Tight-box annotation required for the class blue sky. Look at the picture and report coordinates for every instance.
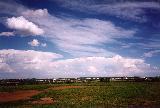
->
[0,0,160,78]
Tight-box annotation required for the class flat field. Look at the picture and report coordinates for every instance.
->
[0,82,160,108]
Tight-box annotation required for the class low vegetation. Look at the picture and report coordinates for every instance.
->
[0,84,52,92]
[0,82,160,108]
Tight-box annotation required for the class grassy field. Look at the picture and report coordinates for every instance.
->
[0,82,160,108]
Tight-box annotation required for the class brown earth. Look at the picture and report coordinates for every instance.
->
[0,90,41,102]
[0,86,83,103]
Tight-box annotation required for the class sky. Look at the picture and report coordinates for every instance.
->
[0,0,160,78]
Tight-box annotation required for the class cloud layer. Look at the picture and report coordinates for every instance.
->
[55,0,160,22]
[0,49,158,78]
[0,49,62,74]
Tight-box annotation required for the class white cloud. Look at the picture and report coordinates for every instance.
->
[6,16,44,35]
[0,2,159,78]
[22,9,48,17]
[2,0,159,23]
[87,66,97,73]
[89,2,160,22]
[41,43,47,47]
[28,39,47,47]
[1,8,136,57]
[0,62,15,73]
[142,41,160,50]
[0,49,159,78]
[35,55,159,77]
[57,55,148,77]
[144,50,160,58]
[28,39,40,47]
[0,49,62,76]
[55,1,160,22]
[23,9,135,57]
[119,38,160,50]
[0,49,62,62]
[0,32,14,36]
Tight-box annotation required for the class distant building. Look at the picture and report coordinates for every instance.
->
[0,76,160,85]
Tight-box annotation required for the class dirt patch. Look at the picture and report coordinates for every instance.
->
[0,86,83,103]
[0,90,41,103]
[48,86,83,90]
[32,97,54,104]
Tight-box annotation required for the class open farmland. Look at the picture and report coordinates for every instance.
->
[0,82,160,108]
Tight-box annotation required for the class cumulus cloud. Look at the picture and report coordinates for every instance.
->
[0,62,15,73]
[6,16,44,35]
[0,49,159,78]
[22,9,135,57]
[28,39,47,47]
[0,49,62,76]
[0,32,14,36]
[52,55,155,77]
[28,39,40,47]
[87,66,98,73]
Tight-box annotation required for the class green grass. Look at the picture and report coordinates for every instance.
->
[31,82,160,107]
[1,82,160,108]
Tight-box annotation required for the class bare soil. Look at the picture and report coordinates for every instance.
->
[0,86,83,103]
[0,90,41,102]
